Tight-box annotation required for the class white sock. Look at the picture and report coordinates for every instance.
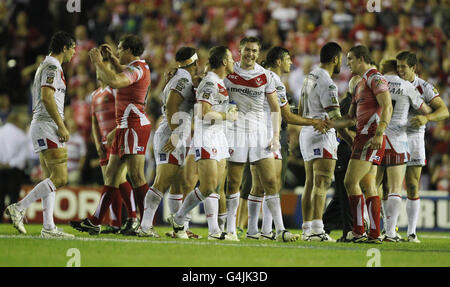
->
[311,219,324,234]
[226,192,240,234]
[406,198,420,235]
[218,212,227,232]
[247,195,263,235]
[261,196,273,235]
[302,221,312,234]
[363,201,370,229]
[204,194,221,235]
[381,199,387,231]
[42,191,56,230]
[386,194,402,237]
[18,178,55,211]
[184,212,191,231]
[109,205,116,221]
[175,187,204,226]
[265,194,285,234]
[167,193,183,214]
[141,187,163,231]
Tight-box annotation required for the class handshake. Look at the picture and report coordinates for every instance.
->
[313,118,333,134]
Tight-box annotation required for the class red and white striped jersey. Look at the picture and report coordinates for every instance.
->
[352,68,389,136]
[91,86,116,143]
[116,59,151,128]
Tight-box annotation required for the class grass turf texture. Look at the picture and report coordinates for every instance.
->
[0,224,449,267]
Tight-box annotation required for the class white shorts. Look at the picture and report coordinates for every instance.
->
[227,129,274,163]
[153,130,187,166]
[273,148,282,160]
[30,120,65,153]
[193,128,229,162]
[299,127,338,162]
[407,132,426,166]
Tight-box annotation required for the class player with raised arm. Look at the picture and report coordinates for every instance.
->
[225,37,297,242]
[168,46,237,240]
[396,51,449,243]
[377,59,432,242]
[70,35,151,234]
[246,46,329,241]
[332,45,393,243]
[6,31,76,238]
[136,47,198,238]
[297,42,343,242]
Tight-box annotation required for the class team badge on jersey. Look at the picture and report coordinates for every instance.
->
[46,77,54,84]
[314,148,321,155]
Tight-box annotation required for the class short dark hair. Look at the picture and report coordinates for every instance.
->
[175,46,197,66]
[208,46,229,69]
[239,36,262,49]
[380,59,397,74]
[349,45,373,64]
[320,42,342,64]
[119,34,144,56]
[396,51,417,67]
[263,46,289,68]
[49,31,75,54]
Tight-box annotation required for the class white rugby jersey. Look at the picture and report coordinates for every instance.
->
[196,71,229,132]
[32,55,66,122]
[158,68,195,135]
[224,62,276,132]
[263,71,289,130]
[299,67,340,119]
[384,74,423,143]
[407,76,440,134]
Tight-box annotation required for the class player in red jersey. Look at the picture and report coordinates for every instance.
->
[71,35,151,234]
[332,45,393,243]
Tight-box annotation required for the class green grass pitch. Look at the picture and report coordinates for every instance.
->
[1,224,449,267]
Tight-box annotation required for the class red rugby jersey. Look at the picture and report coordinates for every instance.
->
[92,86,116,143]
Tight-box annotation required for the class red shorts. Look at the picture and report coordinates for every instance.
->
[350,134,386,165]
[111,125,151,158]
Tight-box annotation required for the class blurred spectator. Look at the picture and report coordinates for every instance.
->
[0,93,11,125]
[288,56,313,105]
[64,107,87,185]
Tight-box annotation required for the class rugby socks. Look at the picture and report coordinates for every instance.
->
[204,194,221,235]
[42,191,56,231]
[175,187,205,226]
[261,196,273,235]
[110,189,122,227]
[247,195,263,235]
[385,193,401,238]
[91,185,117,225]
[167,193,183,214]
[406,197,420,236]
[302,221,312,236]
[17,178,55,211]
[133,183,149,220]
[119,181,136,219]
[265,194,285,235]
[366,196,381,239]
[311,219,325,234]
[226,192,240,234]
[140,187,163,231]
[218,212,227,232]
[184,212,191,231]
[349,194,365,236]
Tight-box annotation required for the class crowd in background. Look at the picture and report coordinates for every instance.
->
[0,0,448,196]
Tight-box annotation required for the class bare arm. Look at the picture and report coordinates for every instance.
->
[41,87,69,142]
[411,97,449,127]
[166,90,185,131]
[370,90,393,150]
[91,115,106,158]
[89,48,131,89]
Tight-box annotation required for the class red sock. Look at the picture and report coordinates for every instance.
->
[366,195,381,239]
[133,183,149,220]
[90,186,117,225]
[348,194,365,236]
[119,181,137,219]
[110,189,122,227]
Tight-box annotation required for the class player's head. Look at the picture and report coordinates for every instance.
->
[379,59,397,75]
[239,36,261,69]
[320,42,342,74]
[49,31,76,63]
[176,46,199,75]
[396,51,417,81]
[209,46,234,74]
[264,47,292,74]
[117,34,144,64]
[347,45,373,75]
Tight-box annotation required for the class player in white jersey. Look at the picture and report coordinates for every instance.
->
[6,31,76,238]
[246,46,329,241]
[298,42,345,242]
[377,59,432,242]
[224,37,297,242]
[137,47,198,237]
[168,46,238,239]
[396,52,449,242]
